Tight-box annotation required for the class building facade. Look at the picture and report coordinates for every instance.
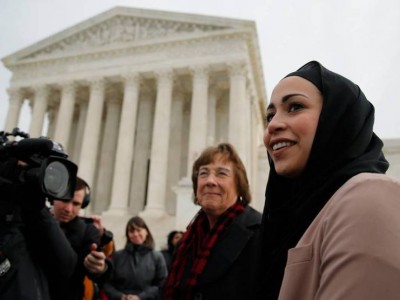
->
[2,7,268,248]
[4,7,399,248]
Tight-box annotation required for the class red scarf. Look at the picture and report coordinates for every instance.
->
[164,201,245,300]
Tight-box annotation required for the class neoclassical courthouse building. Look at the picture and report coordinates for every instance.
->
[2,7,400,248]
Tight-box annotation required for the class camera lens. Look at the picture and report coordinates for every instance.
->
[43,161,69,198]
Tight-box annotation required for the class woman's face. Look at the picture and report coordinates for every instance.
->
[128,224,148,245]
[171,232,183,246]
[196,155,238,217]
[264,76,323,178]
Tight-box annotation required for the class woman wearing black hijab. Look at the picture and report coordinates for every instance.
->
[257,61,400,299]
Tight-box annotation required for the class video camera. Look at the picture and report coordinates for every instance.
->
[82,217,114,251]
[0,128,78,201]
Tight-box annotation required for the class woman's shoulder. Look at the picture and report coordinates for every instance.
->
[334,172,400,200]
[325,172,400,219]
[239,205,262,225]
[345,172,400,186]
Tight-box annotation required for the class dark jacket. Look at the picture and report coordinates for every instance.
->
[187,205,262,300]
[104,243,168,300]
[48,216,112,300]
[0,206,77,300]
[161,249,173,270]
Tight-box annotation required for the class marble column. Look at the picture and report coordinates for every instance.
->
[54,82,76,149]
[109,74,140,212]
[242,86,252,172]
[142,69,174,217]
[175,177,198,230]
[71,100,88,164]
[46,106,57,139]
[78,78,105,186]
[29,85,49,137]
[4,88,23,132]
[166,91,185,214]
[94,91,121,213]
[180,103,190,178]
[130,87,154,214]
[207,88,217,146]
[228,62,247,162]
[187,66,209,176]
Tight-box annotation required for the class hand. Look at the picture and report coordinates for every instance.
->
[127,295,140,300]
[88,215,105,235]
[83,243,106,274]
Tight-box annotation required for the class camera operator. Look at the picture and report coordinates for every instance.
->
[50,177,112,300]
[0,157,78,300]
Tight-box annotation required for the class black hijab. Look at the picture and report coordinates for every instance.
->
[258,61,389,299]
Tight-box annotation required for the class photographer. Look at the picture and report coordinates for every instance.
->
[50,177,113,300]
[0,157,78,300]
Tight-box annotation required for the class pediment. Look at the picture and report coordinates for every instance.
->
[4,7,254,64]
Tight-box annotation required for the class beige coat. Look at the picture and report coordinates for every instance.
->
[278,173,400,300]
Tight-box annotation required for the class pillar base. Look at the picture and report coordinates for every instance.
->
[139,207,167,219]
[102,207,130,217]
[174,176,198,230]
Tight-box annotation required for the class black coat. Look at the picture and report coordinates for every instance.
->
[0,161,77,299]
[48,216,112,300]
[190,206,262,300]
[0,206,77,300]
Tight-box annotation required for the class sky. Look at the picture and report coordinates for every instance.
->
[1,0,400,139]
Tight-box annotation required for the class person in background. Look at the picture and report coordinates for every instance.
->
[103,216,167,300]
[50,177,112,300]
[163,143,262,300]
[161,230,184,270]
[257,61,400,300]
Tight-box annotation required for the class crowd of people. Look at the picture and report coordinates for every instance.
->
[2,61,400,300]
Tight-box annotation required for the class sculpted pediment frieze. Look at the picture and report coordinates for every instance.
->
[22,15,229,60]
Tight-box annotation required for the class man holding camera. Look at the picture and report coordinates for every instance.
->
[0,129,111,299]
[50,176,113,300]
[0,157,78,300]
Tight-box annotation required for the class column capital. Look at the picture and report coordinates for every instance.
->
[122,73,141,86]
[89,77,106,92]
[61,81,77,93]
[190,65,210,79]
[227,61,248,77]
[7,87,23,100]
[32,84,49,98]
[155,68,174,82]
[154,68,175,91]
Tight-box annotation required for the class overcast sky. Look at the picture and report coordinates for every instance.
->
[1,0,400,139]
